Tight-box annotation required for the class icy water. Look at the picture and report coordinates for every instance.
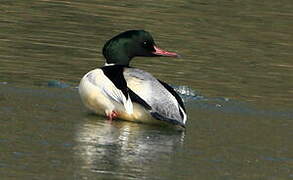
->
[1,0,293,179]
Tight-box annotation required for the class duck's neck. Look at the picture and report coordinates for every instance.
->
[102,38,132,66]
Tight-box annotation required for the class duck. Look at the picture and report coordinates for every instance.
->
[79,30,187,128]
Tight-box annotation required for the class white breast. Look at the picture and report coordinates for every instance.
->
[79,69,118,115]
[78,69,157,123]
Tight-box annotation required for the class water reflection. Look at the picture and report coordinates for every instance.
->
[74,116,185,178]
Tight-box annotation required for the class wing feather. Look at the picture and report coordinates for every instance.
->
[124,68,187,125]
[86,69,133,114]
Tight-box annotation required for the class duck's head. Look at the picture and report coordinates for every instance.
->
[102,30,179,66]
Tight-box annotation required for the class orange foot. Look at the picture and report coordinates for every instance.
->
[106,111,118,121]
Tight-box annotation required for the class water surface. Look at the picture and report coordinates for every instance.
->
[1,0,292,179]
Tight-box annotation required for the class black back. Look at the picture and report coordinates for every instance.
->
[101,65,129,98]
[101,65,152,110]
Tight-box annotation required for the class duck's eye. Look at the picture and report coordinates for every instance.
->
[142,40,153,50]
[142,41,148,46]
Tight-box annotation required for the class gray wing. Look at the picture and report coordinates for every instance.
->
[123,68,187,126]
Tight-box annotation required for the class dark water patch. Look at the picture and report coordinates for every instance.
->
[12,151,31,159]
[0,163,7,168]
[47,80,70,88]
[261,156,293,162]
[43,80,293,119]
[173,85,293,119]
[0,84,78,100]
[188,98,293,119]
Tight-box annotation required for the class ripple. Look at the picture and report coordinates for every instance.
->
[0,82,8,85]
[172,85,293,119]
[171,85,204,102]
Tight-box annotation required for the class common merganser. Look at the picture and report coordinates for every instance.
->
[79,30,187,128]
